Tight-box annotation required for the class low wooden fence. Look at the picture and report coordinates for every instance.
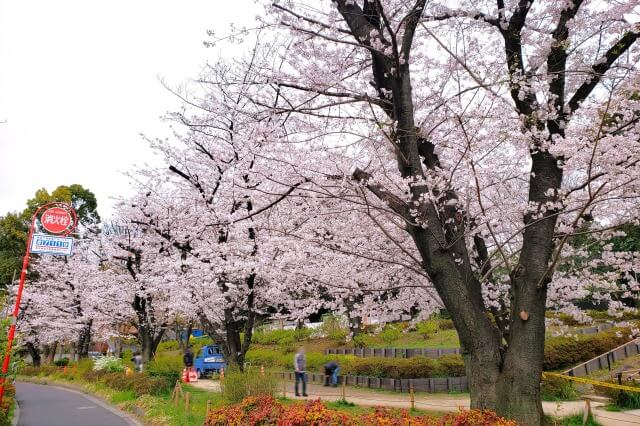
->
[279,371,468,393]
[324,325,612,360]
[324,347,460,359]
[565,338,640,377]
[575,323,613,335]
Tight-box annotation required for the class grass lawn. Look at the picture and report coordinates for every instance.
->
[365,329,459,349]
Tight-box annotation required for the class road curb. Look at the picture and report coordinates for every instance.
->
[16,378,143,426]
[10,400,19,426]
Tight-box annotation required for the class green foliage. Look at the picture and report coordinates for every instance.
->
[102,372,136,391]
[437,319,455,330]
[553,414,602,426]
[320,315,349,343]
[189,335,214,355]
[541,375,579,401]
[246,345,464,379]
[54,357,70,366]
[253,329,295,345]
[98,372,170,396]
[0,213,26,287]
[610,224,640,252]
[544,328,632,370]
[220,369,281,404]
[244,348,284,368]
[132,376,170,396]
[92,356,125,372]
[341,356,464,379]
[146,355,183,387]
[613,391,640,410]
[252,327,313,347]
[352,333,376,348]
[416,321,439,339]
[24,184,100,227]
[379,325,402,345]
[157,340,180,353]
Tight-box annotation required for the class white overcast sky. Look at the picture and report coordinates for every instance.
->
[0,0,258,219]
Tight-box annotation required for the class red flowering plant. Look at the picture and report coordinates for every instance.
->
[204,396,519,426]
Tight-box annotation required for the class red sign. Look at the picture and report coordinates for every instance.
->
[41,207,73,234]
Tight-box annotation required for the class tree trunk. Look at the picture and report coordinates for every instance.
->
[47,342,58,364]
[76,320,92,359]
[26,342,41,367]
[138,324,164,363]
[184,322,193,348]
[347,313,362,341]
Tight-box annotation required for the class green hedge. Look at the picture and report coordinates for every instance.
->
[245,349,465,379]
[544,327,632,370]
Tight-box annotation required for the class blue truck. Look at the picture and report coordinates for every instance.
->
[193,345,226,378]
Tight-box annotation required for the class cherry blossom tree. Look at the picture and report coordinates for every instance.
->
[237,1,640,423]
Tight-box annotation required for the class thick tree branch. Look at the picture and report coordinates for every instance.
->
[567,29,640,114]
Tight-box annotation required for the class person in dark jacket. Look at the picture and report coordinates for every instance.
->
[323,360,340,387]
[183,347,194,368]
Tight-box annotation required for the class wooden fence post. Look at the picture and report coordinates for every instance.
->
[410,382,415,411]
[282,376,287,398]
[582,399,592,425]
[342,376,346,401]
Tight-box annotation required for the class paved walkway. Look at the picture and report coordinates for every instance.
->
[15,382,139,426]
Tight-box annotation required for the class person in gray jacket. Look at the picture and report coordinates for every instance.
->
[294,347,308,397]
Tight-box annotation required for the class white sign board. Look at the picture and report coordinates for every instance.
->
[30,233,74,256]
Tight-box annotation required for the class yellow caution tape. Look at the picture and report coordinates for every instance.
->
[543,372,640,393]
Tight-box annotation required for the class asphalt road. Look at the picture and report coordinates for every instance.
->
[15,382,137,426]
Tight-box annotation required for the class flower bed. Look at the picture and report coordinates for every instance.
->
[204,395,517,426]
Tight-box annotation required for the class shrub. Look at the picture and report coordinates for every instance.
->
[19,366,40,376]
[541,375,579,401]
[434,355,466,377]
[102,372,136,391]
[157,340,180,353]
[379,324,402,345]
[416,321,439,339]
[220,369,281,404]
[146,355,182,387]
[320,315,349,343]
[92,356,125,372]
[82,369,109,382]
[53,357,70,367]
[544,327,632,370]
[132,376,170,396]
[613,390,640,410]
[293,327,312,342]
[245,348,284,368]
[437,319,455,330]
[252,329,296,345]
[340,356,465,379]
[352,333,376,348]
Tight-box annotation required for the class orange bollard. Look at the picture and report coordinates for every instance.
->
[63,366,67,374]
